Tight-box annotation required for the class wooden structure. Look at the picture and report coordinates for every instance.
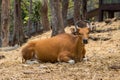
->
[67,0,120,24]
[86,8,99,19]
[99,0,120,21]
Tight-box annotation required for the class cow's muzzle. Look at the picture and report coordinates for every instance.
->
[83,39,88,44]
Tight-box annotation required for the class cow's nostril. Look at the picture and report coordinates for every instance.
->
[83,39,88,44]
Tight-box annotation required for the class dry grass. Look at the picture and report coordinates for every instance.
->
[0,20,120,80]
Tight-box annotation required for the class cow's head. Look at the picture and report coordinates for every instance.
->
[70,20,92,44]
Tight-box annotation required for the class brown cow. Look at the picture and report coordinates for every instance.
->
[21,33,86,64]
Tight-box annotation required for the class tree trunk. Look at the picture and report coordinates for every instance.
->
[82,0,87,20]
[12,0,25,46]
[41,0,50,32]
[0,0,2,47]
[27,0,32,37]
[73,0,81,23]
[50,0,65,36]
[1,0,10,47]
[62,0,69,27]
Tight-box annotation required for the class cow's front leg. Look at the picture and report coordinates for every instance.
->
[58,51,75,64]
[78,47,88,62]
[77,47,86,62]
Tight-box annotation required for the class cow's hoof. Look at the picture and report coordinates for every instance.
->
[83,57,88,61]
[68,60,75,64]
[25,60,39,64]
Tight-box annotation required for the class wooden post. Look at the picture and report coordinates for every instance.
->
[108,11,114,18]
[99,10,104,21]
[99,0,103,21]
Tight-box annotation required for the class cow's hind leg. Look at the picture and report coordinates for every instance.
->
[58,51,75,64]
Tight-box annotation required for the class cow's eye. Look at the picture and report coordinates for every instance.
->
[79,33,82,35]
[88,32,90,34]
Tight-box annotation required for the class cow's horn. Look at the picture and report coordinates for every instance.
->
[87,23,92,31]
[74,20,80,32]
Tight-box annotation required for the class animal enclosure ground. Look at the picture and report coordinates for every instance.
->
[0,20,120,80]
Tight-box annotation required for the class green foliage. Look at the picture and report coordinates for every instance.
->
[9,0,42,32]
[32,0,41,22]
[21,0,41,24]
[21,0,29,24]
[69,0,74,8]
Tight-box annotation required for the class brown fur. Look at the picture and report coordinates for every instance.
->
[21,33,85,63]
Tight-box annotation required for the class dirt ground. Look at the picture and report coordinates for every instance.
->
[0,20,120,80]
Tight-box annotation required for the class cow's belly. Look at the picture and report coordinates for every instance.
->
[35,46,59,62]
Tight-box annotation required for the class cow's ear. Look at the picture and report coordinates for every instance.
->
[70,28,76,34]
[70,28,75,32]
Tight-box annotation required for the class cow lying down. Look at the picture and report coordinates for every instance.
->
[21,33,86,64]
